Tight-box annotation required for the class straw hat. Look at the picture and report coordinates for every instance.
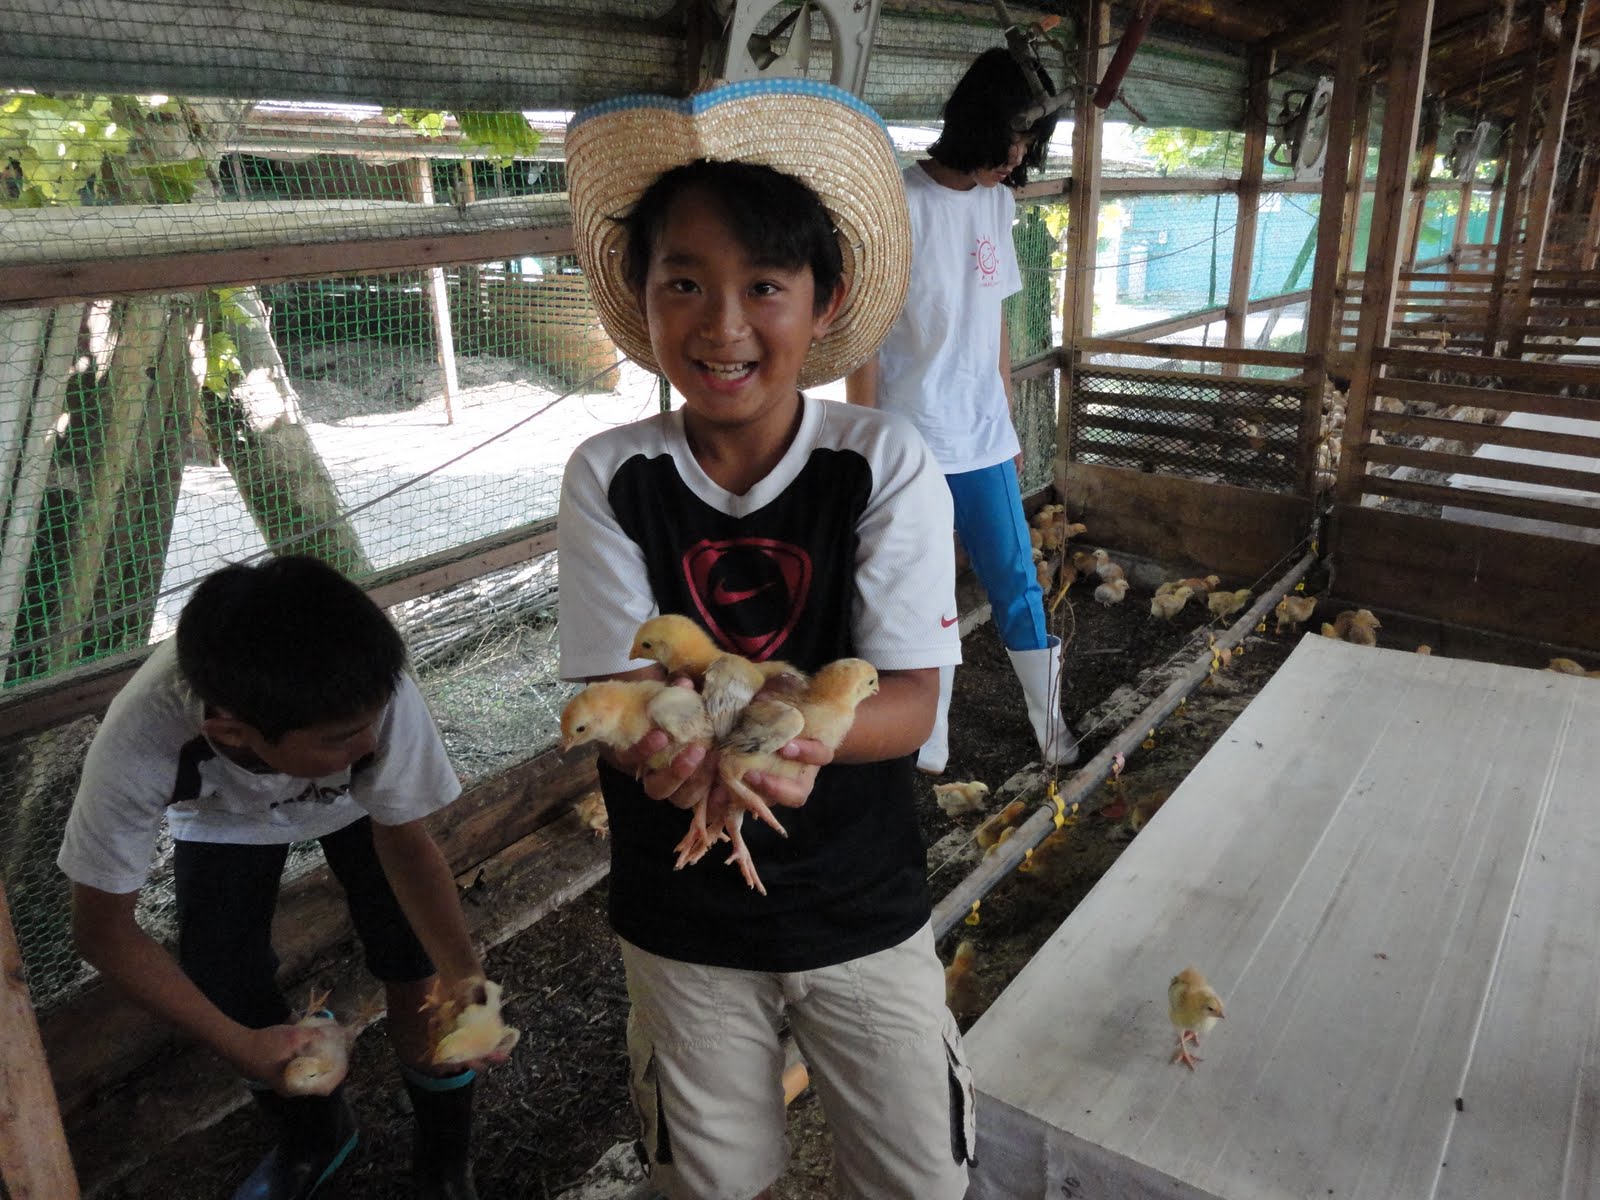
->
[565,79,911,388]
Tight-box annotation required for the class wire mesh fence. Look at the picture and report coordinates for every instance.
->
[1068,366,1305,492]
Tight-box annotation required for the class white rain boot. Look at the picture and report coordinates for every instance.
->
[1008,636,1079,767]
[916,664,955,775]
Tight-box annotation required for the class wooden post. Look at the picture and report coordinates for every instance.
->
[409,157,461,424]
[1449,174,1474,259]
[1585,172,1600,271]
[1506,0,1587,358]
[1338,83,1374,290]
[1303,0,1368,493]
[1484,57,1538,356]
[0,880,80,1199]
[1055,0,1108,500]
[1482,156,1507,260]
[1224,48,1271,374]
[1334,0,1434,504]
[1399,117,1442,268]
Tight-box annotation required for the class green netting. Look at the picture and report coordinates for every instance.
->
[1095,192,1239,335]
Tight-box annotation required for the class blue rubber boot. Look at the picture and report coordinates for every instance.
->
[233,1085,358,1200]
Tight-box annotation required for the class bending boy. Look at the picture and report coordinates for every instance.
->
[558,82,973,1199]
[58,555,497,1200]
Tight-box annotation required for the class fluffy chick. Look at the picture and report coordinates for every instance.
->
[933,779,991,818]
[1168,966,1225,1070]
[1207,588,1252,621]
[559,680,712,771]
[1017,827,1074,882]
[1548,657,1588,675]
[1150,586,1194,620]
[1179,574,1221,596]
[1071,549,1099,575]
[1094,578,1130,607]
[715,658,880,894]
[280,990,365,1097]
[1330,608,1381,646]
[1274,594,1317,633]
[424,977,521,1069]
[1092,549,1125,583]
[945,940,982,1018]
[573,790,609,839]
[974,799,1027,849]
[629,613,722,678]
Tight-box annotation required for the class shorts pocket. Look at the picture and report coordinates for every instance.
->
[627,1034,674,1166]
[942,1020,979,1167]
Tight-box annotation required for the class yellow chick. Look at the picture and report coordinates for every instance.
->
[1071,549,1099,575]
[714,658,880,894]
[1094,578,1130,607]
[1035,557,1054,591]
[1029,526,1045,552]
[1092,549,1125,583]
[1168,966,1225,1070]
[1274,594,1317,633]
[1332,608,1381,646]
[1415,644,1433,656]
[559,680,712,771]
[945,940,982,1018]
[425,977,521,1069]
[1207,588,1252,621]
[280,990,364,1097]
[1150,586,1194,620]
[1062,521,1088,541]
[629,613,721,678]
[573,790,609,839]
[974,799,1027,849]
[933,779,991,818]
[984,824,1018,856]
[1548,657,1587,675]
[1320,622,1338,638]
[1017,826,1074,882]
[1179,574,1221,596]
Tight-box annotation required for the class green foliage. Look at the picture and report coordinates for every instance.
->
[388,108,542,166]
[1133,127,1243,176]
[204,289,249,394]
[0,92,130,206]
[0,90,201,206]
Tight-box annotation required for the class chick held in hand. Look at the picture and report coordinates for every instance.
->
[714,658,881,895]
[559,679,713,774]
[280,990,364,1097]
[1168,966,1225,1070]
[424,977,521,1069]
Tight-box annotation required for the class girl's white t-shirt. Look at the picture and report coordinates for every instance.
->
[873,162,1023,475]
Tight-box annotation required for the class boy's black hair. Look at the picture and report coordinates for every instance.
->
[176,555,406,741]
[620,159,844,314]
[928,47,1059,186]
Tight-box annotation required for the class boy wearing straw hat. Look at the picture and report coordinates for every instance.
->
[557,80,973,1199]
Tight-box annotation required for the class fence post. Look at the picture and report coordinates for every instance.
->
[0,878,80,1199]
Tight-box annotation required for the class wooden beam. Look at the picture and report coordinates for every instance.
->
[1399,107,1443,269]
[1098,176,1235,194]
[1304,0,1369,494]
[1079,337,1311,369]
[1339,85,1375,290]
[1507,0,1589,358]
[1334,0,1435,504]
[1225,48,1272,375]
[1056,0,1109,502]
[0,881,79,1199]
[0,224,574,311]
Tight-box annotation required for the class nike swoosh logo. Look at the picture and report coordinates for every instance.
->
[940,615,959,628]
[711,581,773,605]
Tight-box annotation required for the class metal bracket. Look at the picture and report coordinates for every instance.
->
[710,0,885,97]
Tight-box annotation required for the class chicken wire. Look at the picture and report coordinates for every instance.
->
[1068,366,1304,492]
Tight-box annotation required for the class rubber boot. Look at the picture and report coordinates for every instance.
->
[233,1085,358,1200]
[1007,636,1079,767]
[402,1065,478,1200]
[916,664,956,775]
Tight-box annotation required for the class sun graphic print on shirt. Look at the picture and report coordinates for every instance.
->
[970,234,1001,287]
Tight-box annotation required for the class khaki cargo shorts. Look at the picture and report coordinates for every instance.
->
[619,922,976,1200]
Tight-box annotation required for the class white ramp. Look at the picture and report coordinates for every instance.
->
[965,636,1600,1200]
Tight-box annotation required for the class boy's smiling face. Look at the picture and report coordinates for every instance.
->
[639,186,844,437]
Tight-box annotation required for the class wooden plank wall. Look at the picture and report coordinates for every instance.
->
[1331,504,1600,649]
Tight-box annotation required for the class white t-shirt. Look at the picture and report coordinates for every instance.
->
[874,162,1023,475]
[58,639,462,895]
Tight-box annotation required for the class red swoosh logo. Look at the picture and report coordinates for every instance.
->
[711,580,772,605]
[940,614,959,628]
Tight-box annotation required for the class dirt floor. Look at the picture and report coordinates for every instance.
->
[98,572,1314,1200]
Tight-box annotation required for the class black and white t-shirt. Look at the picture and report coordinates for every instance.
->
[57,639,461,895]
[559,395,961,972]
